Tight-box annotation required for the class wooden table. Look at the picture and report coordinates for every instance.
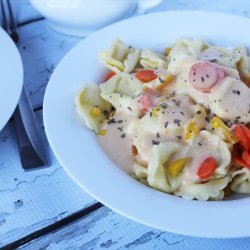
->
[1,0,250,249]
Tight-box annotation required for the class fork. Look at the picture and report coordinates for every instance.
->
[1,0,48,169]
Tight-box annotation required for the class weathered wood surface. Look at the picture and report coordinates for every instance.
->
[19,206,250,250]
[2,0,250,249]
[0,112,95,247]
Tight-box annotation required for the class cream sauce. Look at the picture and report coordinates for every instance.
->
[97,112,134,173]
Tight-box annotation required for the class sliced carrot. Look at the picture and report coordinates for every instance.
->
[104,71,116,82]
[242,150,250,166]
[136,70,157,83]
[197,157,217,179]
[240,125,250,141]
[234,125,250,150]
[232,143,250,169]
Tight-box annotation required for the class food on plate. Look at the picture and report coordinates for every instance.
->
[75,38,250,200]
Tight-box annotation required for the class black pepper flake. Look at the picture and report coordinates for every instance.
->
[117,127,123,132]
[201,77,204,82]
[232,90,240,95]
[174,119,181,124]
[152,140,160,145]
[176,136,182,140]
[160,103,168,108]
[117,120,123,123]
[196,111,201,114]
[150,112,152,117]
[198,142,202,146]
[235,116,241,120]
[209,59,218,63]
[107,118,117,124]
[205,116,210,122]
[180,111,184,116]
[206,74,209,78]
[120,93,123,98]
[121,134,126,138]
[127,107,132,111]
[156,132,160,138]
[164,121,169,128]
[159,77,165,83]
[103,110,109,116]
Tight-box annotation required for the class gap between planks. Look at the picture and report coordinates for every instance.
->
[2,202,103,250]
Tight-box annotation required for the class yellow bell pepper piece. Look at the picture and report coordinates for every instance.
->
[90,107,101,117]
[167,157,189,179]
[211,117,236,143]
[98,129,107,136]
[185,122,199,140]
[164,47,172,56]
[152,107,159,117]
[156,74,174,91]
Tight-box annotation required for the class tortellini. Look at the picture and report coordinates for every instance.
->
[200,46,246,68]
[231,168,250,193]
[176,176,231,201]
[100,73,144,97]
[140,49,167,69]
[75,84,112,133]
[76,38,250,201]
[99,39,140,73]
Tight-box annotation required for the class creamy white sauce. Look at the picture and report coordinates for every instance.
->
[97,112,133,173]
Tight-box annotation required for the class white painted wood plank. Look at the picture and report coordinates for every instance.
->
[16,0,42,24]
[18,21,80,109]
[0,112,95,247]
[19,206,250,250]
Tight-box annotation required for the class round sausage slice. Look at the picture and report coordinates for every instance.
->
[189,62,225,92]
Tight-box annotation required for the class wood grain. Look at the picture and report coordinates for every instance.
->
[18,206,250,250]
[0,112,95,247]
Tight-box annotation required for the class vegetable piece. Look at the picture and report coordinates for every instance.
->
[242,150,250,166]
[98,129,107,136]
[104,71,116,82]
[90,107,101,117]
[164,47,172,56]
[167,157,189,179]
[152,107,159,117]
[197,157,217,179]
[234,124,250,150]
[138,89,156,113]
[232,143,250,169]
[211,117,236,143]
[155,74,174,91]
[185,121,199,140]
[136,70,158,83]
[189,62,225,92]
[132,145,138,156]
[139,93,153,113]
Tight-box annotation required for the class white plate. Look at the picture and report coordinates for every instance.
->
[43,11,250,238]
[0,27,23,131]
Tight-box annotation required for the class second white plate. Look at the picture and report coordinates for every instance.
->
[0,27,23,131]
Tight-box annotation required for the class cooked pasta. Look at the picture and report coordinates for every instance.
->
[76,38,250,200]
